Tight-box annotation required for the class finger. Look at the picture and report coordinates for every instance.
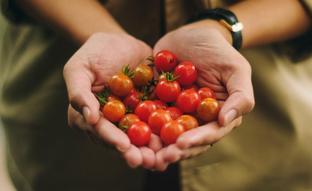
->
[122,145,143,168]
[148,134,163,152]
[68,105,95,133]
[155,148,170,171]
[180,145,211,160]
[219,62,255,126]
[63,58,100,125]
[176,117,242,149]
[140,147,156,169]
[94,117,131,152]
[163,144,182,163]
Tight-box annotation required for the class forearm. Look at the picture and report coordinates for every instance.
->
[16,0,125,44]
[186,0,311,48]
[229,0,311,48]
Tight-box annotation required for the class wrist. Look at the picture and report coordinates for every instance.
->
[184,19,233,44]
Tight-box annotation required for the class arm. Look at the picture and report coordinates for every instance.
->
[15,0,157,169]
[188,0,311,48]
[16,0,125,44]
[153,0,311,171]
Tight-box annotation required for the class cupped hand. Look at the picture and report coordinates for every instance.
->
[63,32,156,169]
[152,21,255,170]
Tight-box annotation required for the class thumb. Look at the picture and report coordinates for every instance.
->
[63,59,100,125]
[219,65,255,126]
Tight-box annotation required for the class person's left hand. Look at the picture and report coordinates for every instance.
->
[152,20,254,171]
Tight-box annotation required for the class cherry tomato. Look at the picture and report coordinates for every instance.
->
[197,98,220,122]
[133,64,153,87]
[109,73,133,97]
[176,89,200,113]
[154,50,178,72]
[183,84,199,91]
[135,100,157,122]
[154,100,167,109]
[148,109,172,135]
[118,114,140,131]
[107,95,120,102]
[158,73,166,82]
[155,79,181,103]
[166,107,182,120]
[177,115,198,131]
[127,121,151,147]
[160,121,185,145]
[198,87,216,100]
[123,89,142,111]
[174,61,197,86]
[102,100,126,122]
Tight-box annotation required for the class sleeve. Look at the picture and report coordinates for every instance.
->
[1,0,32,23]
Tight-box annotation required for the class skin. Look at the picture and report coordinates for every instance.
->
[18,0,311,170]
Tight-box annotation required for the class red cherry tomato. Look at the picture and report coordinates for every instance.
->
[148,109,172,135]
[133,64,153,87]
[177,115,198,131]
[109,73,133,97]
[177,89,200,113]
[155,79,181,103]
[166,107,182,120]
[119,114,140,131]
[135,100,157,122]
[154,50,178,72]
[160,121,185,145]
[127,121,151,147]
[183,84,199,91]
[154,100,167,110]
[102,100,126,122]
[197,98,220,122]
[123,89,142,110]
[198,87,216,100]
[174,61,197,86]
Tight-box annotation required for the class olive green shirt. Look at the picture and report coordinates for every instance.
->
[1,0,312,191]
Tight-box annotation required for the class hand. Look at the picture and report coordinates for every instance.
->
[152,21,255,170]
[63,32,156,168]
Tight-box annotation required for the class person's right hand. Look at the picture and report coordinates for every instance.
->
[63,33,159,168]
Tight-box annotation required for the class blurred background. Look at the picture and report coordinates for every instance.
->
[0,13,16,191]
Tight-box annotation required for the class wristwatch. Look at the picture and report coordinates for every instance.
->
[189,8,244,50]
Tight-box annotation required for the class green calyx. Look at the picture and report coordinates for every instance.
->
[95,89,110,106]
[162,72,179,82]
[122,65,135,79]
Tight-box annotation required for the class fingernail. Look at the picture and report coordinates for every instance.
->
[116,145,128,153]
[223,109,237,126]
[82,107,90,121]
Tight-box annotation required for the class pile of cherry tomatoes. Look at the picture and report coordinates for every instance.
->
[97,50,219,147]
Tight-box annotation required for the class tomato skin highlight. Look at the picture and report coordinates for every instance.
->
[109,73,133,97]
[155,80,181,103]
[153,100,167,110]
[133,64,153,87]
[160,121,185,145]
[197,98,220,122]
[166,107,183,120]
[177,115,198,131]
[123,89,142,110]
[174,61,197,86]
[198,87,216,100]
[127,121,151,147]
[119,114,140,131]
[148,109,172,135]
[135,100,157,122]
[177,89,200,113]
[154,50,178,72]
[102,100,126,122]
